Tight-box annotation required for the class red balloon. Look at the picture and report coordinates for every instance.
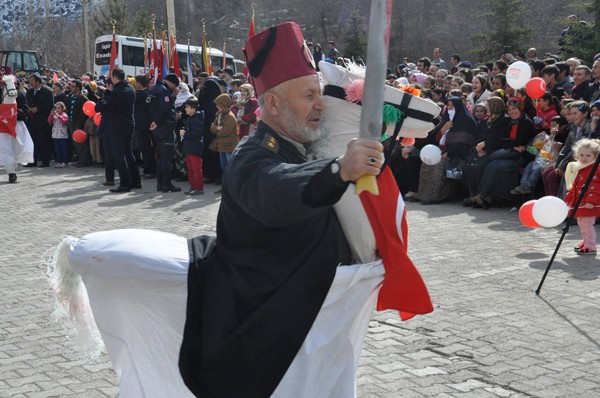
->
[83,100,97,117]
[93,112,102,126]
[525,78,546,99]
[73,129,87,144]
[519,200,540,228]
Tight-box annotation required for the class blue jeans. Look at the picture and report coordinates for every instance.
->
[520,161,542,189]
[219,152,233,172]
[54,139,69,164]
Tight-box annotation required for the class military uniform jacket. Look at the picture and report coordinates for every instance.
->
[180,121,353,398]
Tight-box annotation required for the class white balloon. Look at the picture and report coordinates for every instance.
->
[506,61,532,90]
[532,196,569,228]
[420,144,442,166]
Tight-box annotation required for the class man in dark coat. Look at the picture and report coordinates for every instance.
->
[68,79,91,167]
[133,75,156,178]
[147,73,181,192]
[25,74,54,167]
[195,78,222,184]
[179,22,384,398]
[95,68,141,193]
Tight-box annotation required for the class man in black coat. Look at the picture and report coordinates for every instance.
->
[195,78,222,184]
[133,75,156,178]
[95,68,141,193]
[68,80,92,167]
[147,73,181,192]
[179,22,384,398]
[25,74,54,167]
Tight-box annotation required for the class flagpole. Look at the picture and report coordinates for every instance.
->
[222,41,227,69]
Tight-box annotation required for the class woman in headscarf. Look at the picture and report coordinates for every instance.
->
[463,97,510,206]
[233,83,259,139]
[173,83,194,181]
[416,97,478,204]
[469,97,536,208]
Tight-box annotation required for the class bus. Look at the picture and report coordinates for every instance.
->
[94,34,238,78]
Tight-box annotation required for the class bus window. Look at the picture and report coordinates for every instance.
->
[23,52,39,71]
[122,45,144,67]
[7,52,22,71]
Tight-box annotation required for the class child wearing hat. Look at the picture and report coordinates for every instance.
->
[209,93,239,194]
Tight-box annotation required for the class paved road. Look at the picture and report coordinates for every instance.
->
[1,165,599,398]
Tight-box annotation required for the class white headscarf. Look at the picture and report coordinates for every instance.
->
[175,83,192,108]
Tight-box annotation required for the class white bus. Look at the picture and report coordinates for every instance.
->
[94,34,239,78]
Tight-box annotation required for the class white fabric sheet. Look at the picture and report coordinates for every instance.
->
[0,121,34,168]
[59,229,382,398]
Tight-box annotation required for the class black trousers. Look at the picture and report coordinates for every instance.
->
[135,128,157,175]
[112,129,141,188]
[28,121,53,163]
[153,123,176,188]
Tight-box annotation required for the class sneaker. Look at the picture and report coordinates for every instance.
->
[162,185,182,193]
[576,247,597,256]
[574,242,584,252]
[189,189,204,195]
[511,185,531,194]
[54,163,62,168]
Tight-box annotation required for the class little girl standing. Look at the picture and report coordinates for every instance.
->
[564,139,600,255]
[47,102,70,168]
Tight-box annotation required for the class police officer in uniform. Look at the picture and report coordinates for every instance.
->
[148,74,181,192]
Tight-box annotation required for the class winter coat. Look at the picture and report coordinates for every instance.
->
[182,111,205,156]
[210,94,239,153]
[234,98,259,138]
[536,104,559,132]
[26,85,54,129]
[95,80,136,137]
[47,112,69,139]
[564,161,600,217]
[68,93,88,132]
[134,89,151,131]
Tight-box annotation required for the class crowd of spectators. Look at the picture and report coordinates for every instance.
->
[388,46,600,209]
[4,38,600,209]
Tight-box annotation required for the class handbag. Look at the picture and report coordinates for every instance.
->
[445,158,464,180]
[489,148,520,161]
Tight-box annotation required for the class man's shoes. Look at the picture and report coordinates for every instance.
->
[38,162,50,167]
[162,185,182,193]
[143,173,156,179]
[102,180,115,186]
[131,182,142,189]
[214,189,222,195]
[576,246,597,256]
[109,186,131,193]
[184,189,204,195]
[8,173,17,183]
[23,163,36,167]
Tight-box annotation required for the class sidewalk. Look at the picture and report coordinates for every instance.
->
[1,165,599,397]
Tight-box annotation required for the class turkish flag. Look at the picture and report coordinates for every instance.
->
[360,166,433,320]
[0,103,17,138]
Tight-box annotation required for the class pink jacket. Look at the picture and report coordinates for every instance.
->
[48,112,69,139]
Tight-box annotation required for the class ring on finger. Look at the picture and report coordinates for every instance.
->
[368,156,378,164]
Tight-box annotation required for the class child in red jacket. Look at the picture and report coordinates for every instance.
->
[564,139,600,255]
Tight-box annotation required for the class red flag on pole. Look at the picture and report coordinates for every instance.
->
[359,167,433,320]
[243,7,255,77]
[170,33,181,77]
[109,30,118,75]
[151,22,159,84]
[53,72,60,83]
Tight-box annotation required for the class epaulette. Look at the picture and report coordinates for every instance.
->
[260,133,279,153]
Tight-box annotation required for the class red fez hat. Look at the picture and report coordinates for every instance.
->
[243,22,316,96]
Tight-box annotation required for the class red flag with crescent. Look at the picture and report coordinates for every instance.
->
[0,103,17,138]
